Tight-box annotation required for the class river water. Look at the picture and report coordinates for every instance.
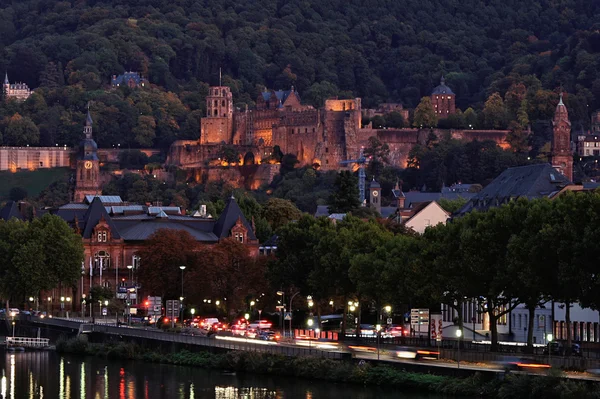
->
[0,350,444,398]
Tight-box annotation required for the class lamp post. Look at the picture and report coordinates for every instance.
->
[82,294,87,319]
[376,324,383,360]
[66,297,71,319]
[127,265,133,286]
[179,265,186,299]
[547,333,553,367]
[277,290,285,336]
[307,319,314,351]
[179,296,184,324]
[104,300,109,323]
[60,296,65,317]
[456,329,463,368]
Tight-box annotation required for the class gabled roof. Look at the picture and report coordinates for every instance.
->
[111,71,147,86]
[457,163,572,215]
[213,196,257,240]
[114,220,218,242]
[85,195,123,205]
[81,197,122,239]
[0,201,24,221]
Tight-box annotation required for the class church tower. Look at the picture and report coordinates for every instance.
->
[200,86,233,144]
[369,178,381,214]
[551,93,573,182]
[431,76,456,119]
[3,72,8,97]
[74,110,101,202]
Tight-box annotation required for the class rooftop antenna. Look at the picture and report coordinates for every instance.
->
[219,67,222,87]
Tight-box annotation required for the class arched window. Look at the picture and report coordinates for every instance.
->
[94,251,111,270]
[214,109,218,116]
[222,89,226,96]
[133,255,141,269]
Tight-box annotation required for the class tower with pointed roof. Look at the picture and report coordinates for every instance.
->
[200,86,233,144]
[431,76,456,119]
[551,93,573,181]
[74,109,101,202]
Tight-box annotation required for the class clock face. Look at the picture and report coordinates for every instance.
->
[84,161,93,169]
[372,190,379,197]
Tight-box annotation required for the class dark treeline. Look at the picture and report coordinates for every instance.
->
[0,0,598,149]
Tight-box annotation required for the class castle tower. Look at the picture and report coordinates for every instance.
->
[74,110,101,202]
[551,93,573,182]
[369,178,381,214]
[431,76,456,118]
[200,86,233,144]
[3,72,8,96]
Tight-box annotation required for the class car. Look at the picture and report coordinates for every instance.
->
[231,324,247,336]
[257,331,281,341]
[8,308,19,317]
[210,322,227,332]
[543,342,581,356]
[245,328,258,339]
[383,325,406,338]
[358,324,376,336]
[199,318,219,330]
[495,356,550,371]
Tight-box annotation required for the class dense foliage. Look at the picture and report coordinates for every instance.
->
[0,0,598,150]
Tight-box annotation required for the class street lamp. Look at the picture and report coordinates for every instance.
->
[66,297,71,319]
[104,300,109,323]
[277,290,285,336]
[456,329,463,368]
[376,324,382,360]
[179,265,186,299]
[127,265,133,285]
[547,333,553,366]
[60,296,65,317]
[82,294,87,319]
[180,296,184,323]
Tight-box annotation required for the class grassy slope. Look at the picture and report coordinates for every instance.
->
[0,168,70,200]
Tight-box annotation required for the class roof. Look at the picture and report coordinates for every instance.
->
[380,206,398,218]
[0,201,24,221]
[315,205,331,217]
[328,213,347,221]
[85,195,123,205]
[370,179,380,189]
[86,110,93,126]
[114,220,218,242]
[81,197,122,239]
[404,191,476,208]
[441,183,473,193]
[457,163,571,214]
[431,76,454,95]
[213,196,257,240]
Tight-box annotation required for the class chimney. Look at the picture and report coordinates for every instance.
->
[398,196,405,209]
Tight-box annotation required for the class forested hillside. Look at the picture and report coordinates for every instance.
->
[0,0,599,149]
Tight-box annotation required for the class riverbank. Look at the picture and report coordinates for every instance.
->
[56,337,600,398]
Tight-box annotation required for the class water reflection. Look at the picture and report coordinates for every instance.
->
[0,351,439,399]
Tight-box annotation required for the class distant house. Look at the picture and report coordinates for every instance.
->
[3,72,32,101]
[111,71,148,88]
[456,163,573,215]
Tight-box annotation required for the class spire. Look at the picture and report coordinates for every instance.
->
[440,76,445,86]
[84,103,93,139]
[3,71,8,85]
[558,92,564,106]
[395,179,400,191]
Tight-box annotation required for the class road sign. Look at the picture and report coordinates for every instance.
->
[284,312,292,321]
[147,296,162,315]
[411,308,429,337]
[275,305,285,310]
[102,307,107,316]
[165,300,180,319]
[430,313,442,340]
[387,317,393,325]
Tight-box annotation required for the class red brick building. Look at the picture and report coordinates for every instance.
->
[431,76,456,118]
[1,195,259,314]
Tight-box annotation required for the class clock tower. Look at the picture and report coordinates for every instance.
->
[369,178,381,214]
[74,110,100,202]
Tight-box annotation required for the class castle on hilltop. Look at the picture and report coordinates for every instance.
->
[167,81,510,175]
[3,72,32,101]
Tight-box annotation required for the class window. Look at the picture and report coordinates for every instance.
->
[222,100,225,106]
[234,232,244,243]
[133,255,141,269]
[214,100,218,107]
[325,147,329,153]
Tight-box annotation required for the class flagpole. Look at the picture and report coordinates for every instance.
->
[89,256,93,290]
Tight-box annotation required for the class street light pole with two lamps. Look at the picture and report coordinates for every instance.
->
[179,265,186,323]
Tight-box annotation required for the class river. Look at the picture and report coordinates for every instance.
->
[0,350,445,398]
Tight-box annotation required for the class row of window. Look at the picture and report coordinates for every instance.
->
[555,321,599,343]
[290,127,316,134]
[583,149,600,156]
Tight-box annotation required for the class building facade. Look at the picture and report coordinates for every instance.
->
[3,72,32,101]
[111,72,148,88]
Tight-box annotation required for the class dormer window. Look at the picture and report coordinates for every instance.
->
[234,232,244,243]
[97,231,108,242]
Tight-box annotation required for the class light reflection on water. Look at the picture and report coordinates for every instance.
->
[0,351,440,399]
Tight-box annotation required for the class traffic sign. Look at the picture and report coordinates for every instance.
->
[387,317,392,325]
[102,307,107,316]
[165,300,180,319]
[275,305,285,310]
[284,312,292,321]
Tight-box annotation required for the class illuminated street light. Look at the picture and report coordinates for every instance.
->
[384,305,391,313]
[250,300,255,306]
[456,329,463,369]
[215,300,220,306]
[244,313,250,320]
[350,305,356,312]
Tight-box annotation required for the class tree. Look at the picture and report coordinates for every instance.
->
[262,198,302,230]
[437,197,467,214]
[328,171,360,213]
[385,111,405,128]
[412,97,437,128]
[133,115,157,147]
[463,108,478,129]
[483,92,507,129]
[136,229,201,300]
[506,121,529,154]
[3,113,40,146]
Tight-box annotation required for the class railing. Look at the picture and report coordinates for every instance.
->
[6,337,50,348]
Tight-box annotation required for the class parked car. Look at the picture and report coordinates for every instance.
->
[543,342,582,356]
